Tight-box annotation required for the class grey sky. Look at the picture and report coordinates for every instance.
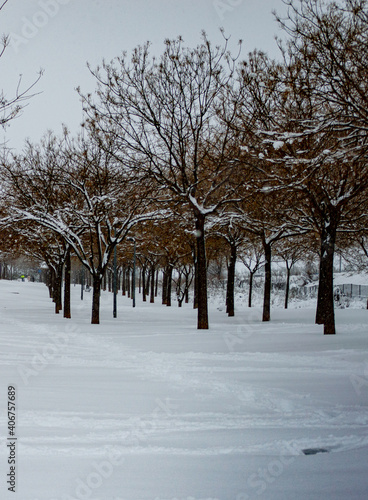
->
[1,0,288,151]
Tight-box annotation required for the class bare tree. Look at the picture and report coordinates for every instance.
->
[228,50,310,322]
[239,239,264,308]
[274,236,306,309]
[1,135,73,314]
[80,33,242,329]
[2,131,163,324]
[275,0,368,150]
[0,0,42,129]
[262,0,368,333]
[210,216,245,316]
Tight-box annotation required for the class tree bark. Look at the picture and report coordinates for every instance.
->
[54,265,63,314]
[248,271,254,308]
[284,264,291,310]
[226,242,237,317]
[48,269,54,299]
[91,274,102,324]
[142,266,147,302]
[63,249,71,319]
[131,266,135,300]
[185,270,190,304]
[162,268,168,305]
[146,268,150,299]
[262,241,272,322]
[177,273,185,307]
[195,214,209,329]
[166,265,173,307]
[316,215,338,335]
[155,268,159,297]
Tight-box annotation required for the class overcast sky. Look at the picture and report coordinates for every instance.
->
[0,0,288,151]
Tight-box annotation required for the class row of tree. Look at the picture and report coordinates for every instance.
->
[1,0,368,334]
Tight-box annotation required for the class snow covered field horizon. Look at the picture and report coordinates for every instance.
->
[1,279,368,499]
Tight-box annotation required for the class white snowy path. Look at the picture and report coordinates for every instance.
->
[0,281,368,499]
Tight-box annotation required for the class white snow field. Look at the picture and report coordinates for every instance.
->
[1,280,368,500]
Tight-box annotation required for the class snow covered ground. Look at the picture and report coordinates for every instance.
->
[0,280,368,500]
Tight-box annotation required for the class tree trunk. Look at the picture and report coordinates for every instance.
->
[113,249,118,318]
[142,266,147,302]
[248,271,254,308]
[226,242,237,317]
[146,268,151,299]
[185,271,190,304]
[162,268,168,305]
[316,216,338,335]
[91,274,102,324]
[48,269,54,299]
[131,266,134,300]
[195,214,209,329]
[284,265,291,310]
[63,249,71,319]
[176,272,182,307]
[155,268,159,297]
[54,265,63,314]
[262,241,272,322]
[166,265,173,307]
[80,267,85,300]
